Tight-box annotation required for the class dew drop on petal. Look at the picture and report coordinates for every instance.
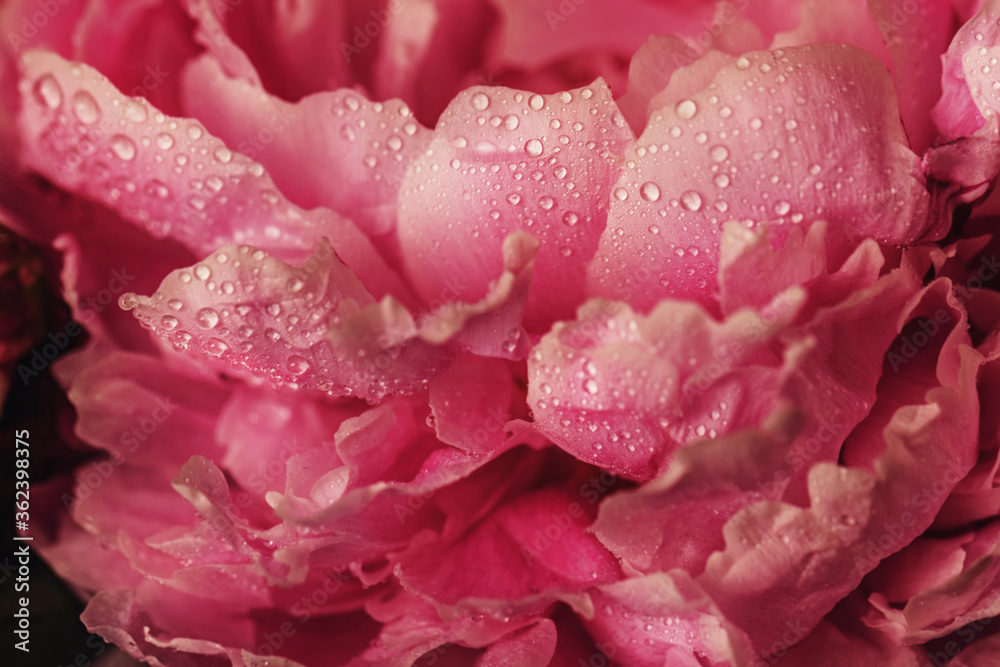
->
[639,182,661,202]
[194,264,212,280]
[774,200,791,215]
[613,187,629,202]
[119,292,139,310]
[156,133,174,150]
[529,94,545,111]
[72,91,100,124]
[287,355,310,375]
[33,74,63,109]
[196,307,220,329]
[471,92,490,111]
[110,135,136,161]
[675,99,697,120]
[524,138,543,157]
[680,190,703,211]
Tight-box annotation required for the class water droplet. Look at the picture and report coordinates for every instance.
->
[524,139,543,157]
[584,379,598,394]
[774,200,791,215]
[196,307,220,329]
[735,57,751,70]
[194,264,212,280]
[33,74,63,109]
[187,124,203,140]
[160,315,179,330]
[504,115,519,130]
[808,164,822,176]
[714,173,730,188]
[287,355,310,375]
[470,92,490,111]
[639,182,661,202]
[676,99,698,120]
[528,94,545,111]
[156,133,174,150]
[119,292,139,310]
[386,135,402,151]
[749,118,763,130]
[710,145,729,162]
[538,195,554,210]
[206,338,228,356]
[213,146,232,163]
[507,193,521,205]
[613,187,629,202]
[72,91,100,124]
[110,135,136,161]
[562,211,579,226]
[680,190,703,211]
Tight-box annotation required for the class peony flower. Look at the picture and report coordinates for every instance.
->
[6,0,1000,665]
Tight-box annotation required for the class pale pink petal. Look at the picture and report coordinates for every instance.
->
[582,572,755,667]
[396,81,634,331]
[16,50,409,299]
[588,44,932,310]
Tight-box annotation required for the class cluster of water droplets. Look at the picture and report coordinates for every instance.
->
[119,244,356,396]
[398,84,634,284]
[24,65,320,254]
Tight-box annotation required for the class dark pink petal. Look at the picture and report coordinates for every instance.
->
[868,0,958,153]
[588,44,932,310]
[582,572,755,667]
[396,81,634,331]
[476,619,557,667]
[951,631,1000,667]
[863,521,1000,644]
[698,280,981,654]
[429,355,520,455]
[65,350,228,468]
[396,488,621,612]
[486,0,713,75]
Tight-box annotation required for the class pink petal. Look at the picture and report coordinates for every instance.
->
[396,81,634,331]
[428,355,520,455]
[396,488,621,611]
[582,572,755,667]
[697,281,981,654]
[16,50,409,299]
[181,54,432,264]
[587,44,932,310]
[867,0,957,153]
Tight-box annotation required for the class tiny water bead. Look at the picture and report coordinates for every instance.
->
[110,135,136,161]
[33,73,63,108]
[195,308,220,329]
[675,99,698,120]
[524,138,544,157]
[680,190,703,211]
[639,182,661,202]
[72,90,100,124]
[471,92,490,111]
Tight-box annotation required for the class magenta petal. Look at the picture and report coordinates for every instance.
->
[397,488,621,611]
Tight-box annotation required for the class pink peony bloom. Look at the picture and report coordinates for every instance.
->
[5,0,1000,665]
